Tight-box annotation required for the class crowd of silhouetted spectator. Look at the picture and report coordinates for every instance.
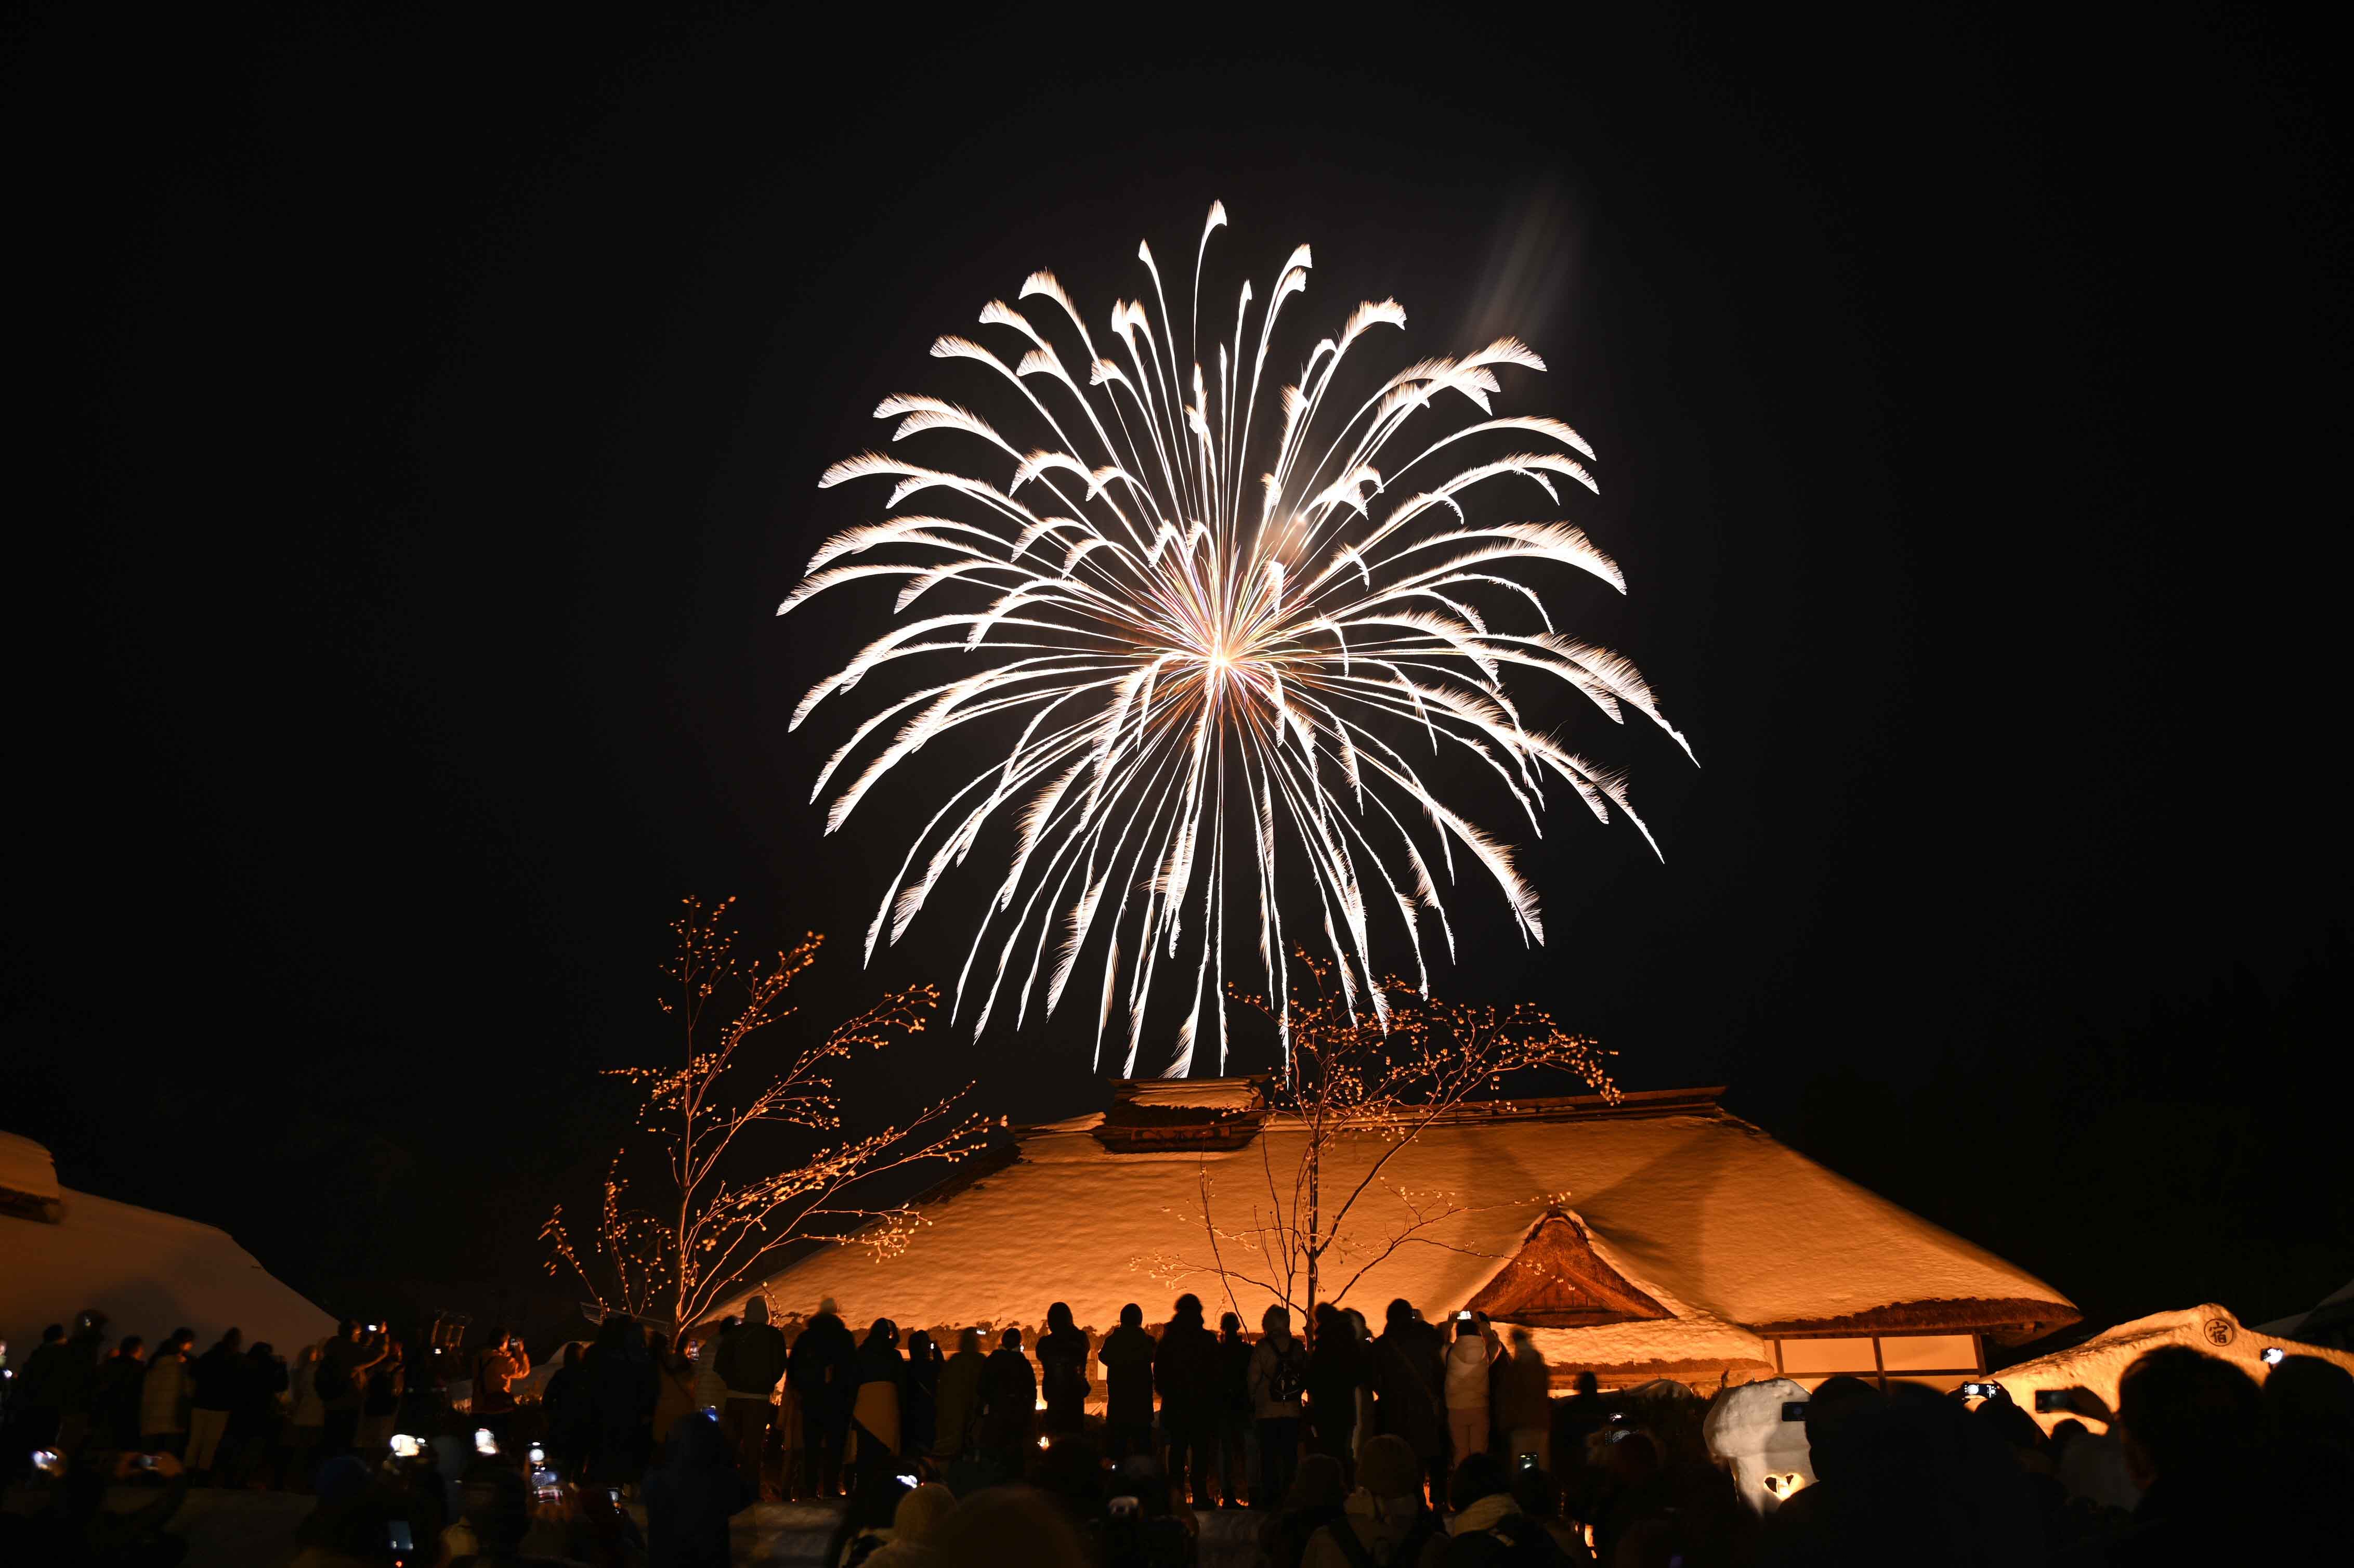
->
[5,1292,2351,1567]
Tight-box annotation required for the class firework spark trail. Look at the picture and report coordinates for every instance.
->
[780,204,1693,1077]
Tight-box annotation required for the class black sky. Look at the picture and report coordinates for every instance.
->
[7,5,2348,1343]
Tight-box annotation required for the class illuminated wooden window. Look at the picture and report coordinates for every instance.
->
[1776,1337,1877,1375]
[1878,1334,1977,1373]
[1769,1331,1983,1392]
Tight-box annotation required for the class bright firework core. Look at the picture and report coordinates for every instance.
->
[781,203,1693,1076]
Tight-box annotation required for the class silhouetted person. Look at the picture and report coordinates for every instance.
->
[186,1327,243,1475]
[1302,1432,1448,1568]
[645,1410,752,1568]
[319,1318,389,1458]
[788,1297,858,1498]
[226,1340,287,1487]
[933,1327,987,1462]
[1260,1449,1345,1568]
[11,1323,71,1458]
[141,1328,195,1456]
[1098,1302,1156,1461]
[2263,1352,2354,1558]
[979,1328,1039,1474]
[1494,1328,1551,1470]
[1154,1292,1220,1506]
[54,1309,110,1454]
[1249,1304,1308,1507]
[584,1316,657,1484]
[1305,1303,1368,1483]
[716,1295,788,1498]
[542,1340,591,1476]
[1037,1302,1090,1439]
[1375,1300,1448,1509]
[1448,1449,1575,1564]
[92,1334,148,1449]
[928,1483,1088,1568]
[852,1319,908,1489]
[903,1330,941,1459]
[2108,1344,2268,1565]
[1214,1311,1255,1507]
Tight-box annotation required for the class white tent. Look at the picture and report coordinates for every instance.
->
[1989,1302,2354,1435]
[1,1133,336,1358]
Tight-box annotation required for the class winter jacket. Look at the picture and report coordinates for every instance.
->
[1440,1493,1574,1565]
[786,1313,858,1414]
[1306,1332,1369,1438]
[977,1347,1037,1458]
[715,1303,788,1397]
[853,1334,908,1454]
[1493,1347,1550,1433]
[289,1348,327,1429]
[190,1342,244,1412]
[933,1349,987,1458]
[1098,1324,1156,1428]
[1152,1315,1221,1436]
[15,1338,69,1411]
[473,1343,530,1415]
[59,1323,107,1416]
[93,1353,147,1446]
[231,1351,289,1438]
[141,1351,193,1436]
[1036,1325,1090,1426]
[1301,1492,1449,1568]
[1249,1331,1308,1420]
[651,1361,699,1444]
[1218,1333,1257,1419]
[1374,1327,1447,1458]
[1443,1335,1492,1412]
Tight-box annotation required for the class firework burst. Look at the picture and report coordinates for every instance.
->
[780,204,1692,1076]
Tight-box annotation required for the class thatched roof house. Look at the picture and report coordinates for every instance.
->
[730,1081,2076,1391]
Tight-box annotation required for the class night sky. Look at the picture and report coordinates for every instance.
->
[9,6,2347,1349]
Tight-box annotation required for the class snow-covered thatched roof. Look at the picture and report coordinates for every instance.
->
[1,1136,336,1358]
[727,1087,2075,1383]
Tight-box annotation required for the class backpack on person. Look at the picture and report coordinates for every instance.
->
[1326,1510,1443,1568]
[1463,1512,1571,1565]
[1268,1341,1309,1403]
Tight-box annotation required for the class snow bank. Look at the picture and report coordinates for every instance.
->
[1991,1303,2354,1434]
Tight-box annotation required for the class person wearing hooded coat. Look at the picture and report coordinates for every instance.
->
[931,1329,987,1461]
[1305,1304,1368,1484]
[1036,1303,1090,1438]
[91,1335,148,1449]
[643,1410,753,1568]
[849,1321,907,1487]
[584,1316,659,1485]
[977,1328,1039,1473]
[1098,1303,1157,1461]
[141,1329,195,1456]
[902,1330,940,1458]
[1153,1293,1221,1506]
[788,1297,858,1499]
[715,1296,788,1499]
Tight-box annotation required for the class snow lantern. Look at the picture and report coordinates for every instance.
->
[1703,1376,1816,1514]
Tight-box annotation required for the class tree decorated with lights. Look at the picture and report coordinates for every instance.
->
[1142,949,1620,1331]
[543,896,998,1329]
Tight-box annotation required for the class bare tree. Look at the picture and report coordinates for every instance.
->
[1142,951,1619,1332]
[544,895,997,1329]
